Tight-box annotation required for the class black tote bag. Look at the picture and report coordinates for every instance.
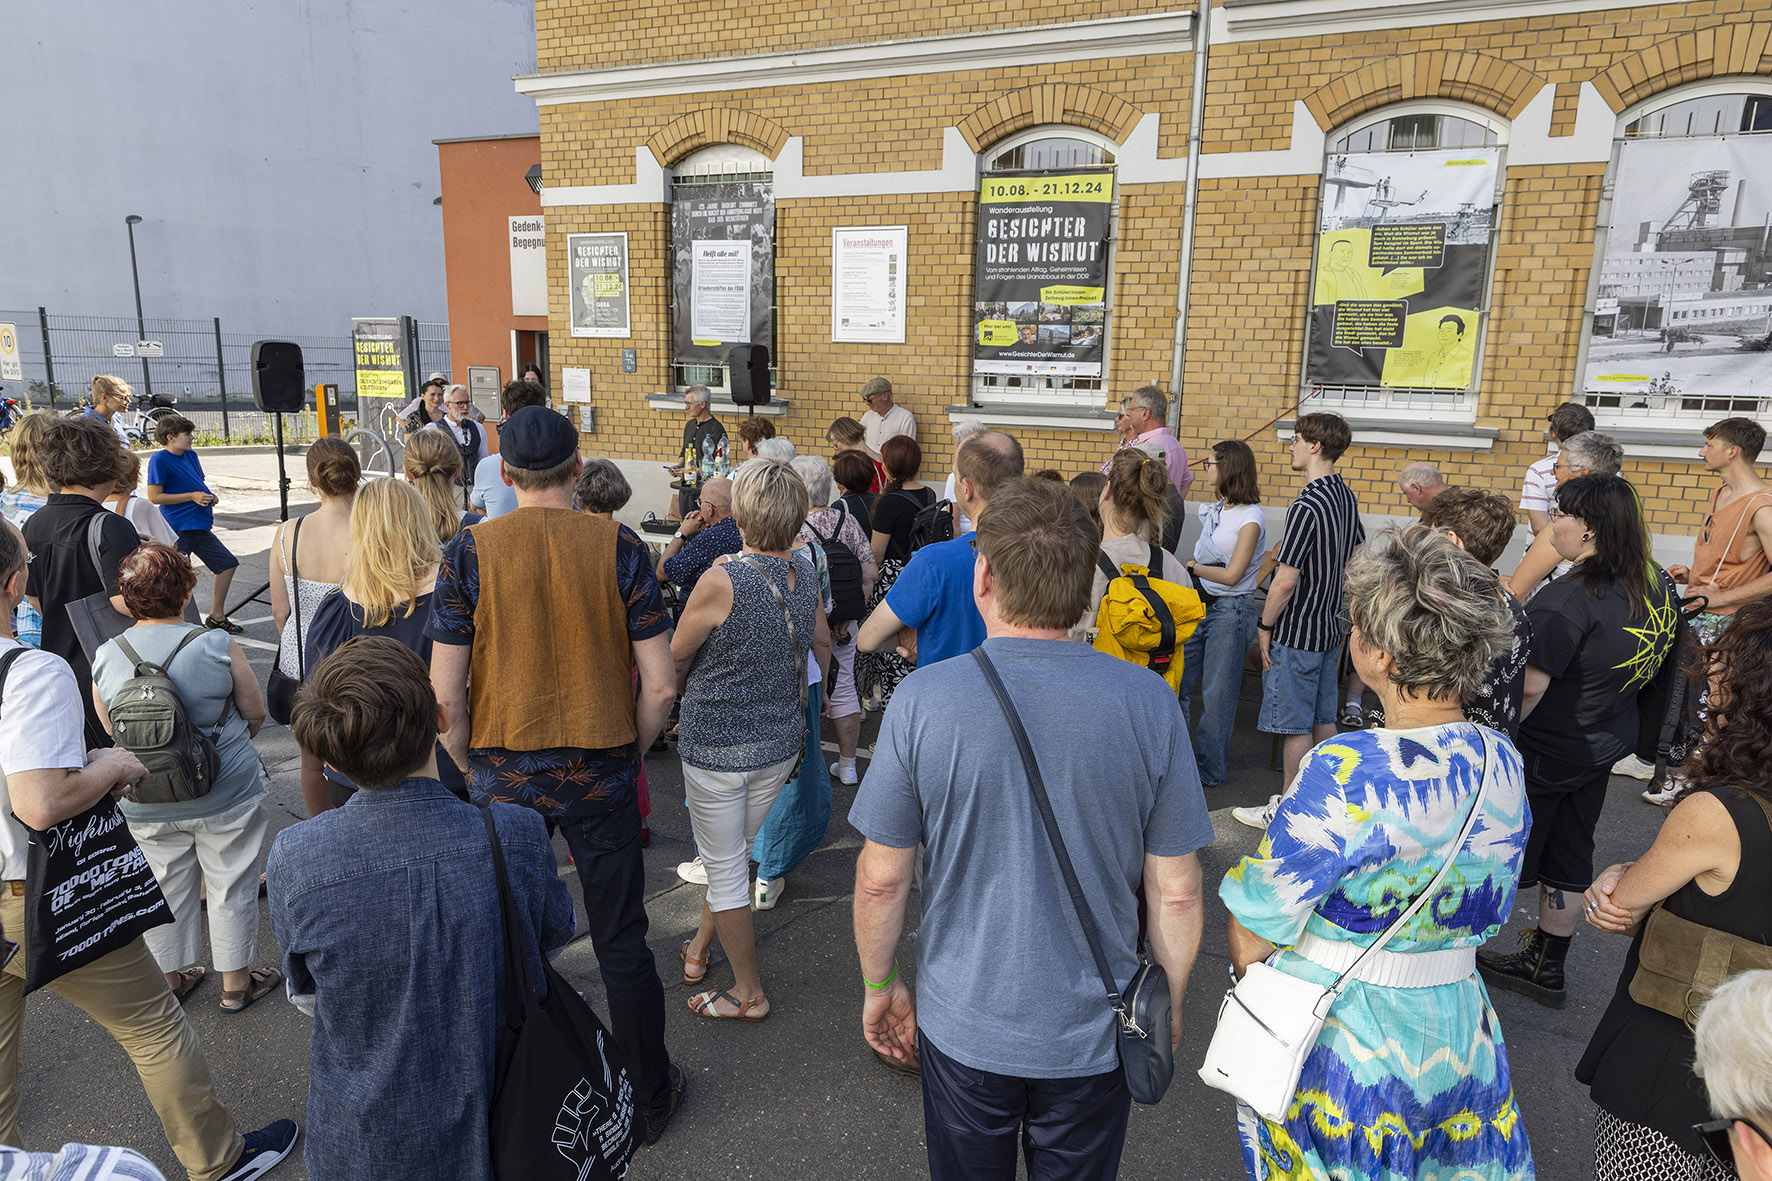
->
[480,805,636,1180]
[0,649,172,993]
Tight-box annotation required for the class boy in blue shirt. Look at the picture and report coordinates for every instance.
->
[146,414,243,633]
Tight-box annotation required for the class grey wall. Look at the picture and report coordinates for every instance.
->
[2,0,537,336]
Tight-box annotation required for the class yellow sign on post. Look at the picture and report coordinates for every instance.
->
[314,383,340,437]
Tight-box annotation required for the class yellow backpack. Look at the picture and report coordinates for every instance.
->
[1091,544,1206,694]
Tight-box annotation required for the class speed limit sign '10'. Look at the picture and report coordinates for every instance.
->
[0,324,21,382]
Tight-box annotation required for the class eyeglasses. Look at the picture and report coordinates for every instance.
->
[1695,1117,1772,1168]
[446,400,470,407]
[1548,506,1571,521]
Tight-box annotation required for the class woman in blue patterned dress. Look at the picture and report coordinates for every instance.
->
[1222,525,1536,1180]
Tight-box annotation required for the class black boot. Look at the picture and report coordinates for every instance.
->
[1476,928,1569,1009]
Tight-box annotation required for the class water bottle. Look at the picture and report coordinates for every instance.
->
[701,436,716,481]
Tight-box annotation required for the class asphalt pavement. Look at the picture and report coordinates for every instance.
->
[14,452,1669,1180]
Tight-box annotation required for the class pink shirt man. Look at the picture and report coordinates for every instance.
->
[1103,426,1193,495]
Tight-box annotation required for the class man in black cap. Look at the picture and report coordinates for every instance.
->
[427,406,686,1143]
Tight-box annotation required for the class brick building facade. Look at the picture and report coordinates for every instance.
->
[516,0,1772,539]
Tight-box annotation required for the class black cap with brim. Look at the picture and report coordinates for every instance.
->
[500,406,578,470]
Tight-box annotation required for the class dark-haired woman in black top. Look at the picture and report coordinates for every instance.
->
[859,435,934,709]
[1578,595,1772,1180]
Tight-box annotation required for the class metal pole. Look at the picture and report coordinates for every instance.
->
[36,307,55,408]
[213,318,230,441]
[125,215,154,399]
[1166,0,1211,437]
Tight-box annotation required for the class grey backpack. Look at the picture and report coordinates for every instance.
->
[108,629,222,805]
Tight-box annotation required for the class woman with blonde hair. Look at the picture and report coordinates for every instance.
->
[673,458,830,1022]
[301,478,460,807]
[403,430,482,545]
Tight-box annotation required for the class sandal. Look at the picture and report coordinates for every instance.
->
[219,967,283,1014]
[168,966,207,1002]
[687,989,769,1022]
[679,940,710,987]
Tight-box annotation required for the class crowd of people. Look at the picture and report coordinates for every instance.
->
[0,371,1769,1181]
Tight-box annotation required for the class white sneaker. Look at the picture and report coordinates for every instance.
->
[753,876,784,910]
[1612,754,1657,781]
[1642,773,1686,807]
[676,856,708,886]
[1232,795,1281,830]
[830,760,858,786]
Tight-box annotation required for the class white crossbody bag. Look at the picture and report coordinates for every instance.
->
[1198,727,1495,1122]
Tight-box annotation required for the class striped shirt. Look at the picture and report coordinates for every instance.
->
[0,1145,164,1181]
[1273,473,1364,653]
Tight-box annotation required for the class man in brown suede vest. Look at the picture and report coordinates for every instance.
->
[428,406,685,1144]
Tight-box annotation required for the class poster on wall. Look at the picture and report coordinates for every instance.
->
[832,226,908,343]
[568,232,630,338]
[351,317,409,403]
[671,182,774,364]
[972,169,1113,377]
[1305,148,1499,389]
[1583,136,1772,409]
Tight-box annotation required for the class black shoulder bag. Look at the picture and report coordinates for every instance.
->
[479,804,636,1180]
[266,518,304,726]
[971,647,1173,1104]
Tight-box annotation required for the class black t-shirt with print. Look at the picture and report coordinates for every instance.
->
[1368,590,1532,741]
[1519,567,1676,771]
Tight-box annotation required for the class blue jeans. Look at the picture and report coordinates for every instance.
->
[919,1033,1130,1181]
[753,683,831,881]
[1178,592,1257,787]
[554,797,672,1116]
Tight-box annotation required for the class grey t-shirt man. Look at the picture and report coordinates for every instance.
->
[848,636,1213,1078]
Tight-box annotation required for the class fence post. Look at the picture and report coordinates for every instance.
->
[213,318,230,441]
[36,307,55,409]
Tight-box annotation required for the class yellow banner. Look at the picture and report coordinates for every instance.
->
[980,174,1113,204]
[976,320,1019,347]
[1039,285,1104,305]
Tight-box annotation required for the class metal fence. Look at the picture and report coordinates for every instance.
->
[0,309,450,443]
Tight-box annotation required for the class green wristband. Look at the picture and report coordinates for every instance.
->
[864,961,899,991]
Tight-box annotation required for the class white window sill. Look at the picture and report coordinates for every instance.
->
[945,404,1118,432]
[646,395,787,418]
[1589,424,1708,463]
[1278,415,1498,452]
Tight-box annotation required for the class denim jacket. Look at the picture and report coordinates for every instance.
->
[266,778,576,1181]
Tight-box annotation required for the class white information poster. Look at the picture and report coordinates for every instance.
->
[832,226,908,343]
[690,240,751,343]
[509,216,547,318]
[562,367,592,403]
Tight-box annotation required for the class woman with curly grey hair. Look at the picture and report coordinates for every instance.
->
[1222,525,1535,1180]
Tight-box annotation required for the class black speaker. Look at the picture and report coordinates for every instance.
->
[251,341,306,413]
[728,344,771,407]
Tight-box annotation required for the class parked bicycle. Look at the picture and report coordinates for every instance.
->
[0,387,23,438]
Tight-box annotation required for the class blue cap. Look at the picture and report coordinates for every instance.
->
[499,405,577,470]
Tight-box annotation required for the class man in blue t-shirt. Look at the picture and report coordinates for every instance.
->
[857,430,1022,669]
[146,414,242,633]
[850,479,1211,1179]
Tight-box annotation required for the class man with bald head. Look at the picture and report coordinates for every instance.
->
[658,475,738,602]
[859,430,1025,669]
[1397,462,1451,510]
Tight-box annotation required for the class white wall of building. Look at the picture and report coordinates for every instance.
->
[1,0,537,335]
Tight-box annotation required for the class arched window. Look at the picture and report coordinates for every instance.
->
[1580,86,1772,427]
[971,127,1118,409]
[1304,105,1507,421]
[670,145,776,396]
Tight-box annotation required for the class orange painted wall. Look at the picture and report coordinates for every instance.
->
[437,135,547,395]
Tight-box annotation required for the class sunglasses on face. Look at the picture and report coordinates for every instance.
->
[1695,1117,1772,1169]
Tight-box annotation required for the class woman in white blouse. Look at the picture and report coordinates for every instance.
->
[1180,439,1267,789]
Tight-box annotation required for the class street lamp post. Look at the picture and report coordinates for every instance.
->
[124,214,153,399]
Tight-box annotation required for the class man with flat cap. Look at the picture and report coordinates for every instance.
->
[859,377,916,454]
[427,406,687,1144]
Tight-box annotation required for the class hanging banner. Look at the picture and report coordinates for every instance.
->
[510,216,547,318]
[351,317,410,403]
[832,226,908,343]
[1306,148,1498,390]
[568,232,631,338]
[972,169,1113,377]
[671,182,774,364]
[1583,136,1772,409]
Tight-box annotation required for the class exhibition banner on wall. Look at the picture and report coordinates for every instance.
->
[351,317,409,402]
[568,232,631,338]
[832,226,907,343]
[972,168,1113,377]
[1583,135,1772,408]
[1306,148,1499,390]
[671,182,774,364]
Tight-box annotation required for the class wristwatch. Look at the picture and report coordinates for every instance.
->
[672,530,685,541]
